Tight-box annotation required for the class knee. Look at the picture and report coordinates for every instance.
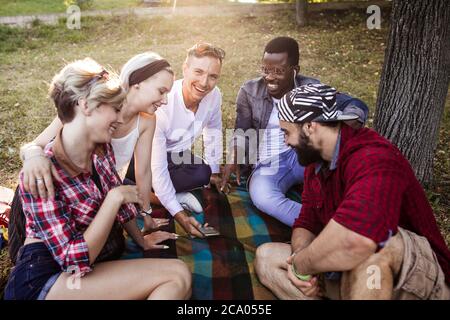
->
[255,243,276,281]
[346,253,391,284]
[191,164,212,189]
[170,259,192,298]
[255,243,273,261]
[197,164,212,186]
[341,252,394,299]
[351,234,403,278]
[249,179,273,212]
[250,191,283,218]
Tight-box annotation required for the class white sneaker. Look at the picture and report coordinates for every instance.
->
[176,192,203,213]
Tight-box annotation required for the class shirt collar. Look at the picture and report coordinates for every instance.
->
[177,80,190,113]
[315,128,342,174]
[52,128,105,178]
[179,79,211,115]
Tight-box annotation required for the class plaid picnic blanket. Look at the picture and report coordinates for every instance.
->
[122,182,298,300]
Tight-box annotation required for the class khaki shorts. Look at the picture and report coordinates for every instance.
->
[321,228,450,300]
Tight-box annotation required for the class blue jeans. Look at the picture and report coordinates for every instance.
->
[4,242,61,300]
[248,148,304,226]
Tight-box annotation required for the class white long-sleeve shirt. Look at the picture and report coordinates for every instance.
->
[151,79,223,216]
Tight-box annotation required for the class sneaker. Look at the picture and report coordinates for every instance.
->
[176,192,203,213]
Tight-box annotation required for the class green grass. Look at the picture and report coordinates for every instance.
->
[0,7,448,295]
[0,247,11,299]
[0,0,66,16]
[0,0,143,16]
[0,0,294,16]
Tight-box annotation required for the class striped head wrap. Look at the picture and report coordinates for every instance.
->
[277,83,359,123]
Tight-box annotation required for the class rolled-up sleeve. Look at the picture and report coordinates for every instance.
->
[203,91,223,174]
[117,203,138,224]
[332,147,406,246]
[20,187,92,276]
[151,113,183,216]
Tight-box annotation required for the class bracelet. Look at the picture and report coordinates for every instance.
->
[21,145,44,162]
[140,206,153,217]
[291,264,312,281]
[291,252,312,281]
[23,153,46,162]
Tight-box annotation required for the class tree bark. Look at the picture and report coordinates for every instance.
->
[296,0,307,27]
[374,0,450,186]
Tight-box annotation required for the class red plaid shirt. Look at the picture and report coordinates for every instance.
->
[20,130,137,276]
[294,124,450,284]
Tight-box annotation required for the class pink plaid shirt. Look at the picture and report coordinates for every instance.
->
[20,130,137,276]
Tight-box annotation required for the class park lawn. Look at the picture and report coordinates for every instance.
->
[0,0,250,17]
[0,8,448,296]
[0,0,143,16]
[0,0,66,16]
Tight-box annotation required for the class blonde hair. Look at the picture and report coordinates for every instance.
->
[49,58,126,123]
[186,42,225,64]
[120,52,173,92]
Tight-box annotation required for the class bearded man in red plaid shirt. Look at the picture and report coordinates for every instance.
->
[255,83,450,300]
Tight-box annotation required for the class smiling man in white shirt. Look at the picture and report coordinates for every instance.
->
[151,43,226,237]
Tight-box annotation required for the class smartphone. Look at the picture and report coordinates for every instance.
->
[198,226,220,237]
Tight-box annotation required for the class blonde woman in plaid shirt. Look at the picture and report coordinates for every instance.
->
[5,58,191,300]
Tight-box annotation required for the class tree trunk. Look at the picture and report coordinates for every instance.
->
[296,0,307,27]
[374,0,450,186]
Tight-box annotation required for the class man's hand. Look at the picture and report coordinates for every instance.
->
[221,164,240,192]
[208,173,231,194]
[174,210,205,238]
[286,254,321,298]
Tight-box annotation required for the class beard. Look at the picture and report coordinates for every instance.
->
[293,130,323,167]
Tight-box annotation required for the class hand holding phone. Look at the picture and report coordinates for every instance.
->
[198,226,220,237]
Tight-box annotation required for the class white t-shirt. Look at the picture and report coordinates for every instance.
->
[151,79,223,216]
[258,98,290,164]
[110,115,140,179]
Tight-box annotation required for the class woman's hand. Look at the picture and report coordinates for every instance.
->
[110,185,144,207]
[142,216,170,234]
[143,231,177,250]
[21,149,61,200]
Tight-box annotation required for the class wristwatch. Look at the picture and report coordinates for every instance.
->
[140,206,153,217]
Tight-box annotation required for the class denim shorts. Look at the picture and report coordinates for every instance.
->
[4,242,62,300]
